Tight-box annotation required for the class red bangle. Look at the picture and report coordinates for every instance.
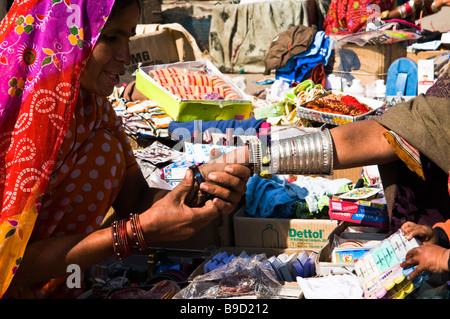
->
[111,219,131,261]
[129,213,148,251]
[403,1,415,16]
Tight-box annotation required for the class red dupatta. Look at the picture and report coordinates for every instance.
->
[0,0,115,297]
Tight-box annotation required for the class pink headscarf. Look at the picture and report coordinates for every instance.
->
[0,0,115,297]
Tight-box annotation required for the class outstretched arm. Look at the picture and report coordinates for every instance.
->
[329,119,399,169]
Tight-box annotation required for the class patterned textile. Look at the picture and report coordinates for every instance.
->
[323,0,393,35]
[22,91,136,299]
[375,67,450,232]
[0,0,115,298]
[383,130,423,179]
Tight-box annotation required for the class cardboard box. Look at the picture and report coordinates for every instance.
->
[327,42,406,86]
[406,50,450,64]
[123,29,180,83]
[316,222,387,276]
[330,167,363,184]
[233,206,339,250]
[136,60,253,122]
[329,197,389,228]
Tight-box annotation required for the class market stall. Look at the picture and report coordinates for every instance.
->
[84,2,450,300]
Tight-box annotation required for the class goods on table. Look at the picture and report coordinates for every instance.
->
[305,93,372,116]
[254,79,326,124]
[148,67,241,100]
[288,79,327,106]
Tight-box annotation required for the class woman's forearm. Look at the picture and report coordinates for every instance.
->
[10,227,115,287]
[329,119,398,169]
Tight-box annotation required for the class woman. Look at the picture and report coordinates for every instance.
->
[0,0,251,298]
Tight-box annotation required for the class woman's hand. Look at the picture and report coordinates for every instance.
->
[199,163,251,214]
[400,221,449,280]
[401,221,437,245]
[400,245,450,279]
[139,169,223,243]
[198,146,252,214]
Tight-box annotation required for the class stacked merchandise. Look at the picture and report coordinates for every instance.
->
[175,249,317,299]
[111,97,172,139]
[148,67,242,100]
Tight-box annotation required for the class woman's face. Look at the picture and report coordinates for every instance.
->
[80,3,139,96]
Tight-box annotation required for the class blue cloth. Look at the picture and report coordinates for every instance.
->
[276,31,334,84]
[245,175,309,218]
[169,118,266,141]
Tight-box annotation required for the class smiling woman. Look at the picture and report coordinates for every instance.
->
[0,0,251,299]
[80,0,140,96]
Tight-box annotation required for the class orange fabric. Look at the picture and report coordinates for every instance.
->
[31,91,137,242]
[383,131,425,180]
[12,90,138,299]
[433,219,450,244]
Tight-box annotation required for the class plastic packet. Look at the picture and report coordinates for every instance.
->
[337,29,421,47]
[173,255,282,299]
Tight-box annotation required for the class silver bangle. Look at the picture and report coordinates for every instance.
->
[261,129,334,175]
[247,136,262,174]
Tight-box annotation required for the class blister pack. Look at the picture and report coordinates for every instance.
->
[355,230,430,299]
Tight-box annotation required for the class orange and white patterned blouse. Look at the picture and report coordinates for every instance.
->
[18,90,138,298]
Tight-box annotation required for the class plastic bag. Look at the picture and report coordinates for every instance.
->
[337,28,421,47]
[173,255,282,299]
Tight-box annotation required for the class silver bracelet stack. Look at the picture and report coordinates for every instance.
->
[248,129,334,176]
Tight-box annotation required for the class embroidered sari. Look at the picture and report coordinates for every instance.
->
[0,0,115,298]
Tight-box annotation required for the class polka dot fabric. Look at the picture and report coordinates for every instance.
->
[27,91,138,298]
[32,90,137,241]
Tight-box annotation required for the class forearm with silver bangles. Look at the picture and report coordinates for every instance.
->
[247,128,334,176]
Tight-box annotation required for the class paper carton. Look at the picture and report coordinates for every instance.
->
[329,197,388,228]
[162,160,194,180]
[417,59,435,94]
[316,222,387,276]
[123,29,180,83]
[327,41,406,86]
[233,207,338,250]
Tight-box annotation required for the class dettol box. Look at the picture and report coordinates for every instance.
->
[233,207,338,250]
